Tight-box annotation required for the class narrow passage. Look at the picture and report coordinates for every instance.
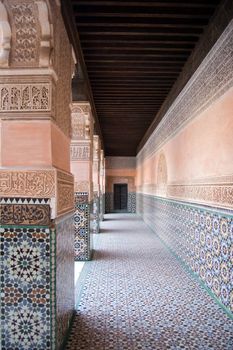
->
[66,214,233,350]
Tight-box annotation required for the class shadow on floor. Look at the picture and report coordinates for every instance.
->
[103,215,140,222]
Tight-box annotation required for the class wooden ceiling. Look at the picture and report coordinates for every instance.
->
[69,0,221,156]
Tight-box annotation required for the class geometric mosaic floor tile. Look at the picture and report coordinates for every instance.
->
[65,214,233,350]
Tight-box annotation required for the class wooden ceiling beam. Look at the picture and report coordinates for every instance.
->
[74,13,210,20]
[84,53,189,59]
[82,39,196,46]
[83,46,193,52]
[76,21,206,29]
[68,0,221,156]
[79,29,202,36]
[72,1,217,9]
[86,61,185,66]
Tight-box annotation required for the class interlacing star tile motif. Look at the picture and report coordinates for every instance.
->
[0,227,52,350]
[66,214,233,350]
[74,192,91,261]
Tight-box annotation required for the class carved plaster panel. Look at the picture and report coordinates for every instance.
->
[0,169,74,216]
[0,83,51,112]
[70,144,90,161]
[53,11,73,138]
[74,181,89,193]
[56,170,74,215]
[0,170,55,197]
[3,0,53,68]
[167,184,233,209]
[71,103,92,141]
[0,203,50,225]
[71,112,85,139]
[4,0,41,67]
[137,174,233,210]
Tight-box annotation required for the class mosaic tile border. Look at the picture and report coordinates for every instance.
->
[128,192,136,213]
[55,213,75,349]
[93,192,100,234]
[137,193,233,314]
[74,192,92,261]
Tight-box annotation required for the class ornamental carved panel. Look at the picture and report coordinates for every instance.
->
[53,12,73,138]
[0,84,51,112]
[57,170,74,215]
[2,0,53,68]
[74,181,89,193]
[0,170,55,198]
[70,145,90,160]
[4,0,41,67]
[71,111,85,139]
[0,203,50,225]
[167,184,233,209]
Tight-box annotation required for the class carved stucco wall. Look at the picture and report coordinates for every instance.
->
[136,20,233,315]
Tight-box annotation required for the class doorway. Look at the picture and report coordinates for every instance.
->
[114,184,128,211]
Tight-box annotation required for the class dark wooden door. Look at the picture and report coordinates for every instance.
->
[114,184,128,210]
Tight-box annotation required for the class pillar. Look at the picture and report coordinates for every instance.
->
[70,102,94,260]
[99,150,106,221]
[92,135,101,233]
[0,1,75,349]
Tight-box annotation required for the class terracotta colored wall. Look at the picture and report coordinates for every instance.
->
[137,87,233,191]
[1,120,70,172]
[106,157,136,193]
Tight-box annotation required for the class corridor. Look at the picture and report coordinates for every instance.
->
[65,214,233,350]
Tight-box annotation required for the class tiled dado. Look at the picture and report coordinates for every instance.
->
[0,199,74,350]
[128,192,136,213]
[74,192,92,261]
[0,199,55,350]
[137,193,233,314]
[105,192,136,213]
[55,213,75,349]
[99,194,105,221]
[93,192,100,234]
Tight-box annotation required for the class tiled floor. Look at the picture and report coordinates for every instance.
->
[66,214,233,350]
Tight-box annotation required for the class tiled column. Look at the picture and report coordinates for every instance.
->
[99,150,106,221]
[92,135,101,233]
[70,102,94,260]
[0,1,75,349]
